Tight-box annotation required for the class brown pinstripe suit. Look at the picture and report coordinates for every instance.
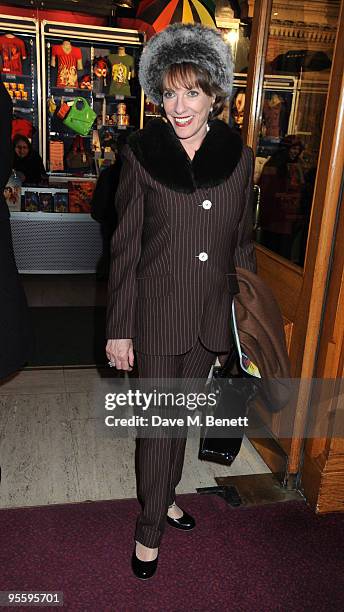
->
[106,118,256,547]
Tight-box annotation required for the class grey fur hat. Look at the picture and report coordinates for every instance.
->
[139,23,234,104]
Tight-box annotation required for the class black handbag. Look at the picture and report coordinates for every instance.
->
[198,345,257,466]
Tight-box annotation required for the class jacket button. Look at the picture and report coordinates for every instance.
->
[198,252,208,261]
[202,199,212,210]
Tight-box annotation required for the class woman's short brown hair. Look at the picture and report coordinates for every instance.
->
[161,62,227,120]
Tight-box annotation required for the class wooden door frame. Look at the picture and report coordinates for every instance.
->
[242,0,273,151]
[242,0,344,475]
[301,171,344,512]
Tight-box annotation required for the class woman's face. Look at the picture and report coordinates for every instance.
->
[162,82,214,142]
[15,140,29,158]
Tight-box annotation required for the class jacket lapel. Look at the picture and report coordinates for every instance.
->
[127,118,243,194]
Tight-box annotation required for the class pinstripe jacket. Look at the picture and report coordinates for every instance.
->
[106,118,256,355]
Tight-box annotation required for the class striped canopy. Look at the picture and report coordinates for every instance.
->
[136,0,216,32]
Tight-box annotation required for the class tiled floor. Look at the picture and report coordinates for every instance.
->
[0,367,270,509]
[0,275,270,509]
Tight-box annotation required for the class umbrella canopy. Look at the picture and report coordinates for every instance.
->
[136,0,216,32]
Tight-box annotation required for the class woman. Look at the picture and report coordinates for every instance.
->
[13,134,46,185]
[106,23,256,580]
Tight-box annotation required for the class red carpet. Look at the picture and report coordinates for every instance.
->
[1,494,343,611]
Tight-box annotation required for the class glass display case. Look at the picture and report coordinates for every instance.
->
[41,20,145,182]
[223,65,330,268]
[9,20,145,274]
[222,69,329,250]
[252,0,338,266]
[0,13,41,153]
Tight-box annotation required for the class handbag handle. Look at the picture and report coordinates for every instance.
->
[74,98,86,111]
[214,345,239,379]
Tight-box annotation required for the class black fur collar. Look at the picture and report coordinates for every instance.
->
[127,118,243,193]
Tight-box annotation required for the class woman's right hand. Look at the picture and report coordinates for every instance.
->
[106,339,134,371]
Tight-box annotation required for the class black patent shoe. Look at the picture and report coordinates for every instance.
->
[131,548,159,580]
[166,509,195,530]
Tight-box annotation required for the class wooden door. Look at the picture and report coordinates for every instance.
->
[242,0,343,482]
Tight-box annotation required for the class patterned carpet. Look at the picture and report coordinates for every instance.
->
[1,494,343,611]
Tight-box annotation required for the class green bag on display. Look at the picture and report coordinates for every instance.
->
[63,97,96,136]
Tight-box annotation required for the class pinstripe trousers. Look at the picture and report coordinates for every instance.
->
[134,337,218,548]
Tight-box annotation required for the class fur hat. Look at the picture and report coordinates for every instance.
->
[139,23,234,104]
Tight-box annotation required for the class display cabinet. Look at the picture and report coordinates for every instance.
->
[41,20,145,179]
[224,73,299,146]
[9,21,145,274]
[252,72,330,265]
[0,13,41,153]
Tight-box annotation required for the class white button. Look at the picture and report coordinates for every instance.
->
[198,252,208,262]
[202,199,212,210]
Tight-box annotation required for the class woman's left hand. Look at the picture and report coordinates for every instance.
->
[106,338,134,371]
